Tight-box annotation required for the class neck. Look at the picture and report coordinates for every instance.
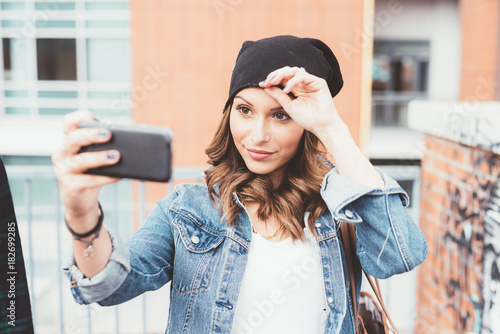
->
[268,167,287,189]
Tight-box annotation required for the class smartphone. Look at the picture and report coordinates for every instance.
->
[78,121,173,182]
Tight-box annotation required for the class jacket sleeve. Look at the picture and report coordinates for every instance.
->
[62,191,178,306]
[320,167,428,279]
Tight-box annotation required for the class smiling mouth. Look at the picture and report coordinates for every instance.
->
[246,148,274,160]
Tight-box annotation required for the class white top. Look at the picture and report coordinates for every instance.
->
[232,226,328,334]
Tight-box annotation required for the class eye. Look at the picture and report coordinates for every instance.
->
[274,112,291,121]
[236,106,252,115]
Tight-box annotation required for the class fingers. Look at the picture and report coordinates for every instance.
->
[52,149,120,176]
[63,110,96,134]
[260,66,327,96]
[263,86,293,111]
[54,110,122,217]
[64,127,112,155]
[259,66,306,87]
[52,149,121,193]
[281,71,318,94]
[259,66,295,88]
[56,109,116,171]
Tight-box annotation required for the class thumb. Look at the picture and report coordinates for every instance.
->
[264,87,293,111]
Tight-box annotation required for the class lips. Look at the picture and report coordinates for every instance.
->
[246,148,274,160]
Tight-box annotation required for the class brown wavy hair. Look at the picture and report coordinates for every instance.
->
[204,105,332,241]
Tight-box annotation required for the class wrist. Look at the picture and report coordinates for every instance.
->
[66,203,104,260]
[65,204,101,235]
[313,121,350,143]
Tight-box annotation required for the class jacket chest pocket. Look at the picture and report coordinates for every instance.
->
[172,215,225,293]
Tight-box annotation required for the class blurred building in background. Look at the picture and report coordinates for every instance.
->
[408,1,500,333]
[1,0,499,333]
[0,1,132,155]
[369,0,460,163]
[0,0,135,230]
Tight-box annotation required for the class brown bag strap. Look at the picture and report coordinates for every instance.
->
[363,272,397,332]
[340,222,359,334]
[340,222,398,334]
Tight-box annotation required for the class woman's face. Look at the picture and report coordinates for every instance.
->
[229,88,304,184]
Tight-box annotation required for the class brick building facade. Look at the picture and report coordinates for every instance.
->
[410,103,500,332]
[409,0,500,332]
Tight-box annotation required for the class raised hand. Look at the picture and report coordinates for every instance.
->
[259,66,343,138]
[260,66,384,189]
[51,110,121,228]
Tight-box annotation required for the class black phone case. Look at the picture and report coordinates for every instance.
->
[78,121,173,182]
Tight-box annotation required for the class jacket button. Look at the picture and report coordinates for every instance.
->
[327,297,334,303]
[191,236,200,244]
[315,223,321,228]
[345,209,354,219]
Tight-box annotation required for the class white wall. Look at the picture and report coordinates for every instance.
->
[374,0,461,101]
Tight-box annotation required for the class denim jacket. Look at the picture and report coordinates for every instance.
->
[63,168,427,334]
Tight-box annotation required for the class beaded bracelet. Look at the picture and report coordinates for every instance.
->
[65,202,104,260]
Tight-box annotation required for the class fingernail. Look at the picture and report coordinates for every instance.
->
[93,117,99,121]
[283,85,290,92]
[99,129,110,137]
[107,152,117,159]
[270,76,277,83]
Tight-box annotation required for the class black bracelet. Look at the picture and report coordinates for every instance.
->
[65,202,104,239]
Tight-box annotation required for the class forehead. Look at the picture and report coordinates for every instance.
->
[233,88,282,109]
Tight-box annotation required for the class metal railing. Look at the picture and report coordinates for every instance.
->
[371,92,428,127]
[6,165,205,334]
[5,164,420,334]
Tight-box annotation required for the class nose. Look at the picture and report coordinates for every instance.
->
[250,118,271,143]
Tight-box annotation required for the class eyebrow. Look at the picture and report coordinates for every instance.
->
[234,95,286,112]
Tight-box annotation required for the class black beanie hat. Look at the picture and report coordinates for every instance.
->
[224,35,343,111]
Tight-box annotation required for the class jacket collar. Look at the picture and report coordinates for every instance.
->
[170,183,337,249]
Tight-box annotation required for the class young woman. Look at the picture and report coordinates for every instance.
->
[52,35,427,334]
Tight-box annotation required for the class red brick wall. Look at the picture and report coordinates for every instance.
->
[129,0,375,207]
[415,136,500,333]
[130,0,371,167]
[414,0,500,330]
[459,0,500,100]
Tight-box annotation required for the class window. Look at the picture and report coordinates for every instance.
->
[371,40,430,127]
[34,2,75,10]
[87,39,131,82]
[37,39,77,80]
[1,2,26,10]
[0,1,132,118]
[3,38,29,80]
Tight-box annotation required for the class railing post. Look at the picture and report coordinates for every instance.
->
[139,181,147,334]
[55,181,65,334]
[112,182,120,334]
[25,178,35,329]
